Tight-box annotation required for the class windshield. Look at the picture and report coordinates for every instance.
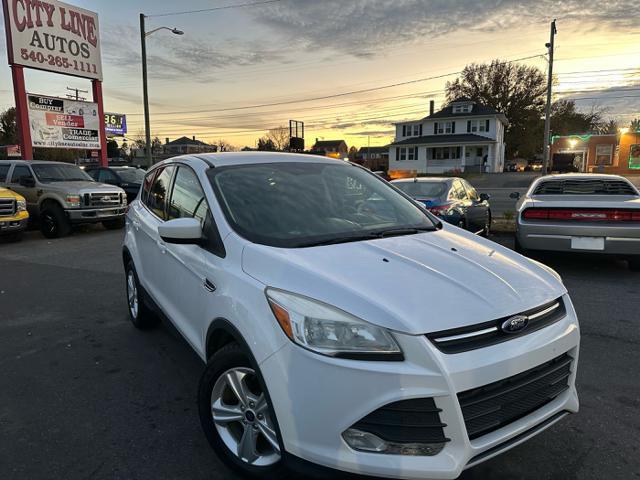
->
[394,181,447,198]
[32,164,93,183]
[114,168,145,184]
[208,162,436,248]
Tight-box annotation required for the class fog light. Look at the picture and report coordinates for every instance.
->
[342,429,445,456]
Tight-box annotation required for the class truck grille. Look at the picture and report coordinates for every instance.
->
[87,192,122,207]
[427,298,566,354]
[0,198,16,217]
[458,353,572,440]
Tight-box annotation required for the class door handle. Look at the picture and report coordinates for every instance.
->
[157,240,167,254]
[203,278,216,292]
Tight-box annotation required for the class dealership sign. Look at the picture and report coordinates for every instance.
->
[2,0,102,80]
[104,112,127,136]
[27,93,101,149]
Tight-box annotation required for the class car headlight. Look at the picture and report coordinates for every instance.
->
[66,194,81,207]
[265,288,402,360]
[16,200,27,212]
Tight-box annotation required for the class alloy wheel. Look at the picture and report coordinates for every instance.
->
[211,367,281,466]
[126,270,138,319]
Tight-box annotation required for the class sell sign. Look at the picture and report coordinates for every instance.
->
[27,93,101,149]
[104,112,127,136]
[2,0,103,80]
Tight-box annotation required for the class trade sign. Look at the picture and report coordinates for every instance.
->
[27,93,101,149]
[2,0,103,80]
[104,112,127,136]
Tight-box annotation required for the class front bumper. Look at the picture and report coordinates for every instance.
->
[0,213,29,235]
[67,207,126,223]
[517,219,640,255]
[260,295,580,480]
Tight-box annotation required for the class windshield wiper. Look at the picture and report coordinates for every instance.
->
[375,226,435,238]
[299,226,434,247]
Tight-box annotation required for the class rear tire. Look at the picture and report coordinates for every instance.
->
[40,203,71,238]
[125,260,159,329]
[103,218,126,230]
[628,257,640,272]
[198,343,287,479]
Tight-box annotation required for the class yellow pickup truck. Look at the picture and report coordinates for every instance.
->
[0,187,29,240]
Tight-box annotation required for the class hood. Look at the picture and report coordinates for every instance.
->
[0,187,23,200]
[241,227,566,335]
[44,181,125,194]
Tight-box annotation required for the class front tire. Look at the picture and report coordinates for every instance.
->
[198,343,287,479]
[40,204,71,238]
[103,218,126,230]
[125,260,158,329]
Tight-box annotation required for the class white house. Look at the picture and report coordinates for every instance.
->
[389,97,508,174]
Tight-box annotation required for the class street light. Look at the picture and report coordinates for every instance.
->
[140,14,183,166]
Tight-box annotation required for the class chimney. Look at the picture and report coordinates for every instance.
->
[165,138,169,144]
[429,100,435,116]
[192,135,196,141]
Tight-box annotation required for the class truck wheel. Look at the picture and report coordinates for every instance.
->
[40,204,71,238]
[125,260,159,329]
[103,218,126,230]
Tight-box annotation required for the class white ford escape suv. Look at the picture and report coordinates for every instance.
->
[123,153,579,479]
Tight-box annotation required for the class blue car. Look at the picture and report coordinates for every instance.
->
[391,177,491,235]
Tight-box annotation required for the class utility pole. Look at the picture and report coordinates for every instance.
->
[367,135,371,168]
[542,19,557,175]
[66,87,88,101]
[140,13,152,167]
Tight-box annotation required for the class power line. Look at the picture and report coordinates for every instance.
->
[146,0,284,18]
[126,54,542,117]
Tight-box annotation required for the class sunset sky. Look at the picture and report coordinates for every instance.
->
[1,0,639,150]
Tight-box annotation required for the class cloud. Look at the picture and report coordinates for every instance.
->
[254,0,637,57]
[99,23,287,82]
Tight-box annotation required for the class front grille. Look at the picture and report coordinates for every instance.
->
[350,398,450,444]
[0,198,16,217]
[89,192,121,207]
[458,353,572,440]
[427,298,566,354]
[533,179,637,196]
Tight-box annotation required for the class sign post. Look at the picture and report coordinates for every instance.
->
[92,80,107,166]
[2,0,104,163]
[10,65,32,159]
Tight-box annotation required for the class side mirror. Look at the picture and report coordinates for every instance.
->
[158,217,202,245]
[19,176,35,188]
[479,193,490,202]
[509,192,520,200]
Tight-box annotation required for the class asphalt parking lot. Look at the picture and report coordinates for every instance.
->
[1,227,639,480]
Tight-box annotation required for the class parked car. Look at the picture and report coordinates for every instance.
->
[0,184,29,241]
[123,152,579,480]
[392,177,491,235]
[0,160,127,238]
[512,173,640,270]
[84,166,145,203]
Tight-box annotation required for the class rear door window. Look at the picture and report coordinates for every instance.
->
[98,169,119,184]
[0,165,9,182]
[10,165,34,184]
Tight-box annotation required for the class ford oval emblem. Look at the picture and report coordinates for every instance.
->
[501,315,529,333]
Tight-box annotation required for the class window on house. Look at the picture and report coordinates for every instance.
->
[436,122,454,134]
[397,147,418,161]
[468,119,490,133]
[453,104,472,113]
[433,147,461,160]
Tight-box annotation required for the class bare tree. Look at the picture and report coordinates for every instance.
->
[216,139,237,152]
[265,126,290,151]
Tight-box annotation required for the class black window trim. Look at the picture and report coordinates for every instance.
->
[141,164,176,221]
